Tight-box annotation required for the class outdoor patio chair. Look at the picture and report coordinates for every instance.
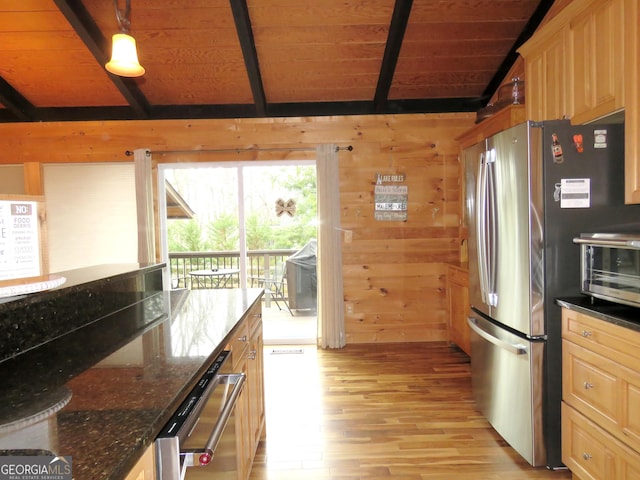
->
[250,264,293,316]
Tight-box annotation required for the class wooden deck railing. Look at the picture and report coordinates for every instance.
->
[168,249,297,291]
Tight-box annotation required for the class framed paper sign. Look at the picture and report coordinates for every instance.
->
[0,196,47,283]
[374,173,408,221]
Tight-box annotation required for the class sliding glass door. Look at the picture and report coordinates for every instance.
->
[157,161,316,321]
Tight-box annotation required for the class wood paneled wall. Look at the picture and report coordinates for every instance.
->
[0,113,475,343]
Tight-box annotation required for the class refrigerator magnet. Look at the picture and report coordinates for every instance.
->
[594,129,608,149]
[573,134,584,153]
[551,133,564,163]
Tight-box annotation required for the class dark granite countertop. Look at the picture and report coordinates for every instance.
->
[0,286,263,480]
[0,263,165,362]
[556,295,640,333]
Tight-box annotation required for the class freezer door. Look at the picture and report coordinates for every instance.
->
[465,140,491,318]
[487,123,544,336]
[468,314,546,466]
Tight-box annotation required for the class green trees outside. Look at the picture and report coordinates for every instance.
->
[266,165,317,249]
[166,164,317,252]
[167,219,205,251]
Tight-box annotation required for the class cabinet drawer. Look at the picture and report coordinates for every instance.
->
[227,320,249,370]
[563,403,640,480]
[563,338,640,453]
[562,402,617,480]
[562,309,640,368]
[248,304,262,334]
[563,340,618,424]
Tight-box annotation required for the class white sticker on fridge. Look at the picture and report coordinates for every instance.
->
[560,178,591,208]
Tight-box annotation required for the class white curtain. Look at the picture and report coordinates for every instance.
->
[134,148,156,264]
[316,144,346,349]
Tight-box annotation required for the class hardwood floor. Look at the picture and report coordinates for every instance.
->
[249,342,573,480]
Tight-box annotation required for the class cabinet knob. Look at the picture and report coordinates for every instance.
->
[581,330,592,337]
[247,350,257,360]
[583,381,594,390]
[238,335,248,342]
[582,452,592,461]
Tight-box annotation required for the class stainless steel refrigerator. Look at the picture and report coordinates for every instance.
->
[464,120,640,468]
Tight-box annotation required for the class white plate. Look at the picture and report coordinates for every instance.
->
[0,275,66,298]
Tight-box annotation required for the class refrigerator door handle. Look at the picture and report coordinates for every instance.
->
[467,317,527,355]
[476,151,490,304]
[486,148,498,307]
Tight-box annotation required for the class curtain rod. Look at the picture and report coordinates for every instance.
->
[124,145,353,156]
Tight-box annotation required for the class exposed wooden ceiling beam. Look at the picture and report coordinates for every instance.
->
[229,0,267,117]
[482,0,556,103]
[374,0,413,113]
[0,77,36,122]
[53,0,151,119]
[0,98,482,123]
[0,106,140,123]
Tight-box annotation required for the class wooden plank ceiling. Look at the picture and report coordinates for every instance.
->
[0,0,552,123]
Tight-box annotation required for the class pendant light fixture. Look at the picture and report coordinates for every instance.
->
[105,0,145,77]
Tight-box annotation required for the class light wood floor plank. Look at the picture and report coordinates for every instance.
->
[250,343,572,479]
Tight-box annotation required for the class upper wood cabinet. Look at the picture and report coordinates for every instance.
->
[519,0,624,124]
[522,29,570,122]
[519,0,640,204]
[624,0,640,203]
[569,0,625,125]
[456,105,527,151]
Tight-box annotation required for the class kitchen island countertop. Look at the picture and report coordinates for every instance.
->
[0,287,263,480]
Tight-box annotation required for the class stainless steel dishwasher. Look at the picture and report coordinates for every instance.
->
[155,350,245,480]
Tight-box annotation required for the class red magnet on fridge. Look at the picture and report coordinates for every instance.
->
[573,134,584,153]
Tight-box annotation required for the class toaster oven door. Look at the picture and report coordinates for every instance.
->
[578,240,640,307]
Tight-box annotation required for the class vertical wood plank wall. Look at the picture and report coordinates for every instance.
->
[0,112,476,343]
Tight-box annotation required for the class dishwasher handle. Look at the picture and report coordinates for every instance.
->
[467,316,527,355]
[181,373,246,469]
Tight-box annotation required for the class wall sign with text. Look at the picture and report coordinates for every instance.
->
[0,200,41,281]
[374,173,408,221]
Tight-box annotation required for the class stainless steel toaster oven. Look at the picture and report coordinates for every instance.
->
[574,233,640,308]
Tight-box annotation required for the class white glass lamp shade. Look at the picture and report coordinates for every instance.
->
[105,33,145,77]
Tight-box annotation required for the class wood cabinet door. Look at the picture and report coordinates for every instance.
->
[125,444,156,480]
[562,402,618,480]
[235,355,251,480]
[624,0,640,203]
[447,267,470,355]
[570,0,624,125]
[524,30,570,122]
[235,303,265,480]
[562,340,619,429]
[563,401,640,480]
[248,317,265,458]
[562,311,640,453]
